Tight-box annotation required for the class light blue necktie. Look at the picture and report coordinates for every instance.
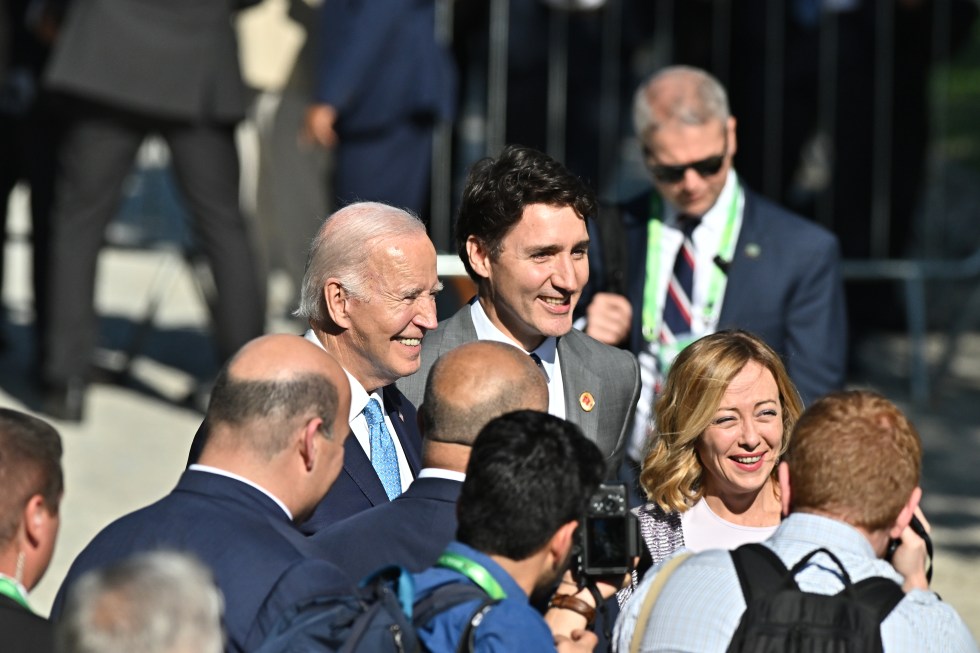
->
[363,398,401,500]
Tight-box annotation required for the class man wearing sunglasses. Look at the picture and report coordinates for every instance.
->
[580,66,847,493]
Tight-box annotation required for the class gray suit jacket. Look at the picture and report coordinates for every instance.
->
[397,304,640,472]
[45,0,256,122]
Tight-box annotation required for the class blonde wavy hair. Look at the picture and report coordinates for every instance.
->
[639,330,803,512]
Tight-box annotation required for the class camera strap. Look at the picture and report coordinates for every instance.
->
[436,552,507,600]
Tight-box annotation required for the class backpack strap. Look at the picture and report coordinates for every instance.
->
[851,576,906,623]
[360,565,416,616]
[455,599,498,653]
[730,543,797,604]
[412,583,500,653]
[732,544,905,623]
[596,203,627,295]
[628,552,692,653]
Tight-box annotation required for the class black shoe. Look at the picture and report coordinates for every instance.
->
[42,378,87,422]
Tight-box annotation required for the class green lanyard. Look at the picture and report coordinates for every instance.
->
[0,575,31,611]
[640,182,743,342]
[436,552,507,600]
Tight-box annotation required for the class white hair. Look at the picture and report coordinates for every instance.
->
[57,551,225,653]
[295,202,429,326]
[633,65,730,139]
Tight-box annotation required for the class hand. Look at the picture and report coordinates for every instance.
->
[555,629,598,652]
[890,506,932,592]
[584,292,632,346]
[303,104,338,148]
[545,567,635,639]
[591,566,636,600]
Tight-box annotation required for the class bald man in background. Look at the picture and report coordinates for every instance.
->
[312,341,548,579]
[53,335,353,653]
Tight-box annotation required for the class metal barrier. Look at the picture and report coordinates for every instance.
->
[447,0,973,254]
[443,0,980,401]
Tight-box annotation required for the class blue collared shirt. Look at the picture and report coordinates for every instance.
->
[413,541,556,652]
[615,513,979,653]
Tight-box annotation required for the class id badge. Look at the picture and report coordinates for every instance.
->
[659,335,699,377]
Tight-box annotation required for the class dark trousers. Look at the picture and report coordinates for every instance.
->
[43,98,265,384]
[0,98,59,361]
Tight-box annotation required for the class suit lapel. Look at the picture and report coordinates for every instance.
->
[719,189,762,326]
[383,386,422,475]
[557,332,602,444]
[339,386,423,509]
[341,435,389,507]
[624,192,652,354]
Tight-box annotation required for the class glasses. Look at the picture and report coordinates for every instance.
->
[644,139,728,184]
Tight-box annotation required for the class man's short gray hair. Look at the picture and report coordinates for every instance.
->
[633,65,730,139]
[295,202,428,326]
[57,551,224,653]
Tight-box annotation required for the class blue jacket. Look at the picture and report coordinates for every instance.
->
[314,0,456,136]
[413,542,556,652]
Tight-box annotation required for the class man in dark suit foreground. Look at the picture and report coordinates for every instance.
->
[397,146,640,474]
[313,340,548,579]
[52,335,353,653]
[580,65,847,484]
[292,201,442,534]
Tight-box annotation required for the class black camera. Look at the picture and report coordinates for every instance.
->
[885,514,933,583]
[575,482,640,577]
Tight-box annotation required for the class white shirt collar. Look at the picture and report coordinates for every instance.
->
[469,299,559,379]
[304,329,377,422]
[664,168,738,232]
[188,464,293,521]
[417,468,466,483]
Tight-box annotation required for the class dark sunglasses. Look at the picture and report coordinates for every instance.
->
[645,140,728,183]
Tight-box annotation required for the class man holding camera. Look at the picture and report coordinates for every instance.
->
[412,410,620,652]
[614,391,976,652]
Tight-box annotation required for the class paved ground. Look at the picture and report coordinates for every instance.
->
[1,187,978,640]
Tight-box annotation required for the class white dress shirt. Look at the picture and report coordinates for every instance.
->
[470,299,566,419]
[629,170,744,461]
[304,330,414,493]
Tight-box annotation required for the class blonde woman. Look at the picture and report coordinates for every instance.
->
[635,330,804,572]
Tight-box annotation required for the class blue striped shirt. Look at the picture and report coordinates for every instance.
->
[615,513,978,653]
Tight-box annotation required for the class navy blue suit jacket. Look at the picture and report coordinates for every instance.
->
[311,475,461,581]
[584,185,847,406]
[50,471,350,653]
[313,0,455,135]
[312,0,456,212]
[300,385,423,536]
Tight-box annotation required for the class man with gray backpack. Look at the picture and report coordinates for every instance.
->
[614,390,977,653]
